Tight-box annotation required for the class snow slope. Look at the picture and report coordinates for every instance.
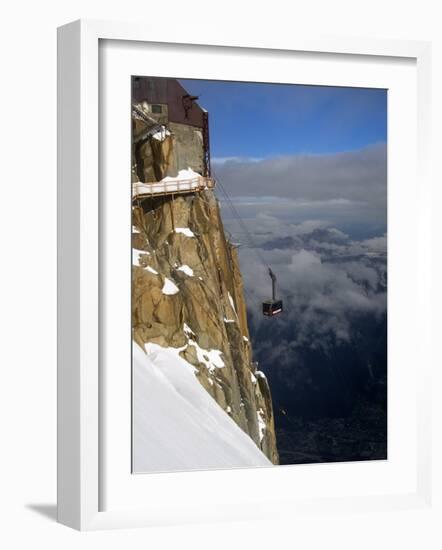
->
[133,342,271,473]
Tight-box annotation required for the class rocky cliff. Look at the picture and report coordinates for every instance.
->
[132,191,279,464]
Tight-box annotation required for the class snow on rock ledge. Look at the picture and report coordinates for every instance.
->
[175,227,195,237]
[162,277,179,295]
[177,264,194,277]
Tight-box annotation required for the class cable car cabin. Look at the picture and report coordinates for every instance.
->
[262,268,283,317]
[262,299,283,317]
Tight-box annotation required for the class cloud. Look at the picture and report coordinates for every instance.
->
[215,144,386,201]
[226,216,386,354]
[214,144,387,410]
[214,144,387,232]
[196,131,390,425]
[212,156,263,165]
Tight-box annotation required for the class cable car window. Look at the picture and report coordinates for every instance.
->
[151,104,162,114]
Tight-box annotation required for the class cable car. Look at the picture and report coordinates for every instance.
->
[262,268,283,316]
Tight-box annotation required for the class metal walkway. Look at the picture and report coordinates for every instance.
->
[132,175,216,200]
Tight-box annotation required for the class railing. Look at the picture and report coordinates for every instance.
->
[132,176,216,199]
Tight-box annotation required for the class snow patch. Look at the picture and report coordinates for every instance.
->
[257,408,266,443]
[151,125,171,141]
[182,325,224,373]
[177,264,194,277]
[228,292,238,317]
[132,248,151,266]
[243,336,249,343]
[175,227,195,238]
[163,167,201,182]
[187,339,225,373]
[133,342,270,473]
[250,372,257,384]
[162,278,179,295]
[146,266,158,275]
[223,317,235,324]
[183,323,195,337]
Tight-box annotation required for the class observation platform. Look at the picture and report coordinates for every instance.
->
[132,174,216,200]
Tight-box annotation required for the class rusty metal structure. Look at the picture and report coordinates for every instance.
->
[202,110,211,178]
[132,76,205,128]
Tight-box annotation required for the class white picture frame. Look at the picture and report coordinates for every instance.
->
[57,19,433,531]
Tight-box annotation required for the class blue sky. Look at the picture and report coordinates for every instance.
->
[178,78,387,239]
[180,79,387,159]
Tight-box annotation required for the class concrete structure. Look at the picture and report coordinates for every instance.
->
[132,77,211,185]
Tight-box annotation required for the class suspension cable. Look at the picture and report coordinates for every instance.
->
[214,174,269,268]
[211,167,292,301]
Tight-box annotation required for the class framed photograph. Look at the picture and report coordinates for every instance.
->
[57,19,433,530]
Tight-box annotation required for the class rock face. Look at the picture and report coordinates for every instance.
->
[131,77,278,464]
[132,191,279,464]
